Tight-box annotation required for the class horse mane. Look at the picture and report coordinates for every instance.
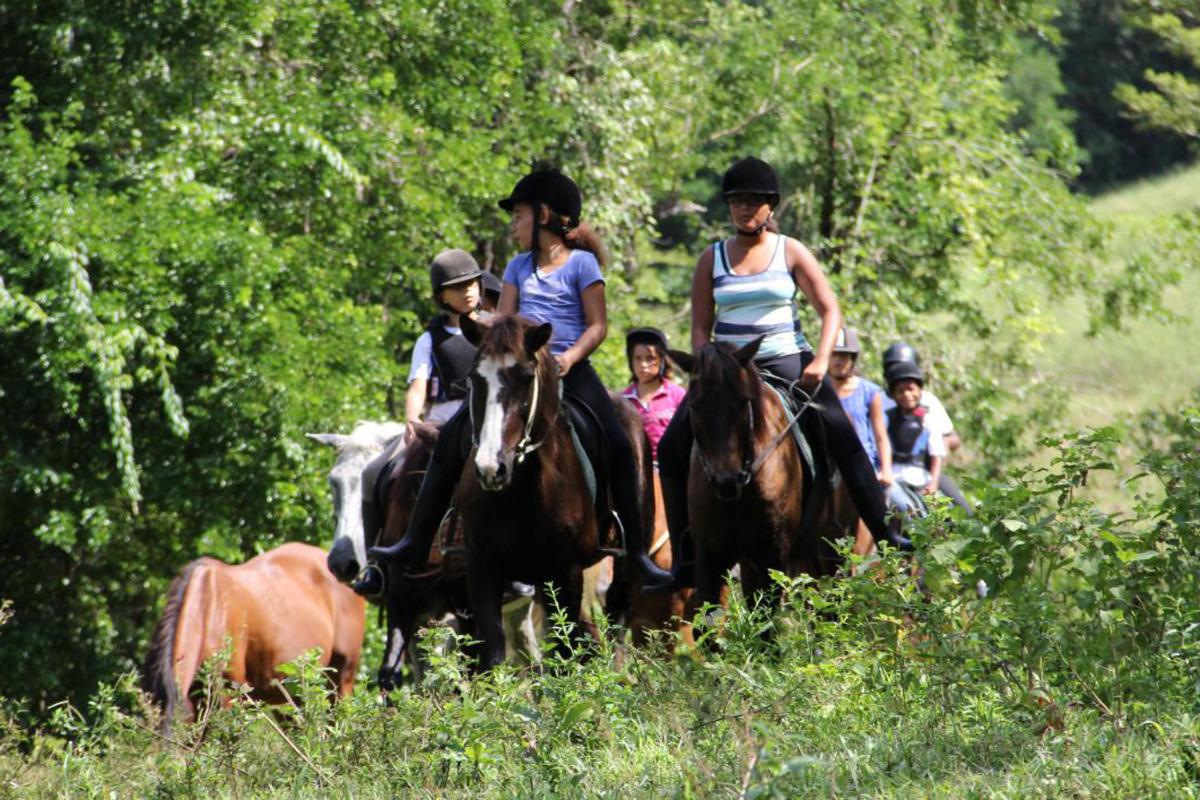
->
[695,343,766,434]
[141,558,203,730]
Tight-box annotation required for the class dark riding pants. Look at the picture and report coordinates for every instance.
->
[657,350,891,549]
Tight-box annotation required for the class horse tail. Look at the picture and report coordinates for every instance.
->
[141,558,203,733]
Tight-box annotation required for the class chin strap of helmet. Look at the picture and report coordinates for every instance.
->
[531,201,542,271]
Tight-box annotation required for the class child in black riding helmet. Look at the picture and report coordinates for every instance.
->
[354,249,484,598]
[882,359,944,519]
[369,166,672,590]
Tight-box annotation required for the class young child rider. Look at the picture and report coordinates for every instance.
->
[369,167,673,589]
[355,249,483,597]
[622,327,686,466]
[883,359,944,520]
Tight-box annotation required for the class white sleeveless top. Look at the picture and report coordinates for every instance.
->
[711,234,810,359]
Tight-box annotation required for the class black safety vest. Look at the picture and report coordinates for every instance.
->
[886,406,930,465]
[427,314,477,402]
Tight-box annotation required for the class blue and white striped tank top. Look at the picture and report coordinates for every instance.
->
[712,234,811,359]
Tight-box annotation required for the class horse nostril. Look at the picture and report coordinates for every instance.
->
[495,462,507,479]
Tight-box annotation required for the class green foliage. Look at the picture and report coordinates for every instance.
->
[5,406,1200,794]
[0,0,1180,720]
[1117,2,1200,140]
[1056,0,1199,190]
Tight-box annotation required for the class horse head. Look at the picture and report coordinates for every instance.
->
[461,314,558,492]
[307,421,405,582]
[670,336,765,501]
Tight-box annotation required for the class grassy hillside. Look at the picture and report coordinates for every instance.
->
[1038,162,1200,510]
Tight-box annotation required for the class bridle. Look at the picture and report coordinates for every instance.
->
[693,378,815,498]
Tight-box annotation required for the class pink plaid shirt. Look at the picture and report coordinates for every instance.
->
[622,379,687,462]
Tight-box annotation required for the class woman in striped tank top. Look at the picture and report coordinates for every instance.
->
[654,157,913,591]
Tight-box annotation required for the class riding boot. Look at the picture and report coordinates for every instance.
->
[367,423,464,573]
[351,563,385,599]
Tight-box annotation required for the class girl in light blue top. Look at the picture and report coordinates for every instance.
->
[372,167,671,589]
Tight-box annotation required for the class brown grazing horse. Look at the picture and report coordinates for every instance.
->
[141,542,365,732]
[670,337,857,623]
[458,314,645,668]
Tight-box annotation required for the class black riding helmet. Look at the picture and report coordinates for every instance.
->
[721,156,782,206]
[430,249,483,294]
[833,326,861,357]
[480,270,502,303]
[499,167,583,269]
[626,327,670,378]
[498,168,583,230]
[885,360,924,391]
[882,341,921,369]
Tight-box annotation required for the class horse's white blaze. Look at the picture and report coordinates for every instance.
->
[329,460,368,566]
[473,355,514,481]
[314,421,405,569]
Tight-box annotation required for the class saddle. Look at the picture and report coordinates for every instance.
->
[421,390,620,574]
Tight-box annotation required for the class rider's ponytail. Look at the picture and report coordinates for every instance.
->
[562,222,608,268]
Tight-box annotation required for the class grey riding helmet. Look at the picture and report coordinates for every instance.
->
[832,326,861,357]
[430,249,483,294]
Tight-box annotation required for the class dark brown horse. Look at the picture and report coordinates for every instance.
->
[369,424,542,688]
[141,543,365,733]
[670,337,858,622]
[458,314,644,668]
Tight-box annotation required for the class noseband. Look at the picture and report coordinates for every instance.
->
[692,379,814,498]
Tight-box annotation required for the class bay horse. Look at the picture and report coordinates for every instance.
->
[669,336,858,624]
[458,314,648,668]
[141,542,365,733]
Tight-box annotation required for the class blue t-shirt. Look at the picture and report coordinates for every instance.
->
[838,378,883,469]
[502,250,606,355]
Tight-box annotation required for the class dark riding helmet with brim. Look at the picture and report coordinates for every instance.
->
[883,341,921,369]
[721,156,782,207]
[498,168,583,230]
[885,359,924,390]
[480,270,502,301]
[430,249,483,294]
[833,326,861,357]
[626,327,669,355]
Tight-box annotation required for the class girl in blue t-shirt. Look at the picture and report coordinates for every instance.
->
[372,168,672,589]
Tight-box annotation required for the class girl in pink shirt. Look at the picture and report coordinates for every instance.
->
[622,328,686,465]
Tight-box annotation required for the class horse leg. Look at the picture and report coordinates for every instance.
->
[693,546,734,649]
[467,566,507,670]
[379,617,406,692]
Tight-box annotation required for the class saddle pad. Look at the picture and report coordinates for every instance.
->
[761,380,817,481]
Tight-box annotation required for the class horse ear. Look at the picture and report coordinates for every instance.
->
[668,349,695,374]
[524,322,553,355]
[306,433,347,448]
[733,335,765,366]
[461,314,484,346]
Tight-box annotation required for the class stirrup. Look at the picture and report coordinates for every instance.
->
[599,509,627,557]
